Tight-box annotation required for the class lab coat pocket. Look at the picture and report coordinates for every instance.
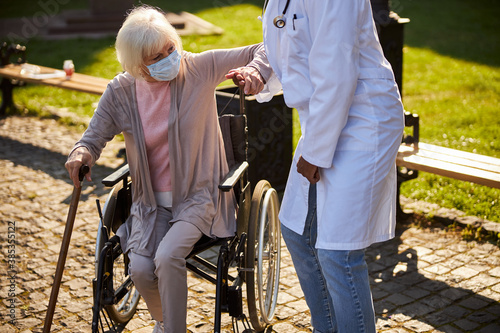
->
[285,15,310,59]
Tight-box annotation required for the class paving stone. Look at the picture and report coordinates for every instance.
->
[411,246,434,257]
[438,286,470,301]
[477,289,500,303]
[422,309,454,328]
[375,299,398,315]
[489,267,500,278]
[14,317,42,331]
[491,283,500,294]
[385,293,415,306]
[272,322,298,332]
[0,325,16,333]
[277,290,298,304]
[452,266,481,279]
[455,318,481,331]
[378,280,408,293]
[274,305,301,320]
[478,323,500,333]
[372,286,390,300]
[424,263,452,275]
[459,295,492,310]
[458,277,490,294]
[484,303,500,319]
[396,302,436,318]
[403,319,434,332]
[390,312,412,323]
[397,270,428,286]
[381,329,411,333]
[433,325,463,333]
[466,310,498,324]
[422,295,455,310]
[420,253,445,264]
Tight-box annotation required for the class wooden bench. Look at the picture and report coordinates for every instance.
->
[0,43,108,115]
[396,112,500,219]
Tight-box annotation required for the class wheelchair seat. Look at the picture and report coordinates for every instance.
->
[189,234,231,258]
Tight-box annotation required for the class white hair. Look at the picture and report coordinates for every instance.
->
[115,5,183,78]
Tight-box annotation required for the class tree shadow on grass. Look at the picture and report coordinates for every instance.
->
[395,0,500,67]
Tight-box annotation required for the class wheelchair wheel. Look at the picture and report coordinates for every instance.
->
[95,182,140,325]
[246,180,281,332]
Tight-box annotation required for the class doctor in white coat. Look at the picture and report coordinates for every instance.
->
[228,0,405,332]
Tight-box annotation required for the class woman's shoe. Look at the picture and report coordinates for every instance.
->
[152,321,164,333]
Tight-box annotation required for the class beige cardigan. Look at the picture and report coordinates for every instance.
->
[73,44,272,256]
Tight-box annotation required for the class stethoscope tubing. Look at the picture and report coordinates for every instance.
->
[263,0,291,28]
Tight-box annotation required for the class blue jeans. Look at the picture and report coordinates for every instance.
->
[281,185,376,333]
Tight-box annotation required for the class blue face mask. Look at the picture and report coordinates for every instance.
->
[146,49,181,81]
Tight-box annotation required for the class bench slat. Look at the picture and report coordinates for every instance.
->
[0,64,108,95]
[397,147,500,189]
[418,142,500,170]
[400,143,500,174]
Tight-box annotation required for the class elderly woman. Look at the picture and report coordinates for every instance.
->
[65,6,271,333]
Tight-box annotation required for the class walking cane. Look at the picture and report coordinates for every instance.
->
[43,165,89,333]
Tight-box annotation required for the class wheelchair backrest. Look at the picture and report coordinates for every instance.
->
[219,114,247,169]
[219,114,250,236]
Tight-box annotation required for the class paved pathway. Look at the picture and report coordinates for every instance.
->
[1,115,499,332]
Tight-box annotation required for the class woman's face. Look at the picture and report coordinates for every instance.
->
[141,42,176,82]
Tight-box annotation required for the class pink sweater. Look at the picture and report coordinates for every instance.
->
[136,79,172,192]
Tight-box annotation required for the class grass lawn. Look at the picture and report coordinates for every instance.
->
[1,0,499,222]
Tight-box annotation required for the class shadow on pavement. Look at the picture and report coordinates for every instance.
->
[0,134,122,203]
[368,218,500,331]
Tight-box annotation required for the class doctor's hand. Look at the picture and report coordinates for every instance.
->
[297,156,320,184]
[225,67,264,95]
[65,146,92,188]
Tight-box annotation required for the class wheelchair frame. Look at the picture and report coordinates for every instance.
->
[91,96,282,333]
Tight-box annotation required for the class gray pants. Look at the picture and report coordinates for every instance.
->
[128,210,202,333]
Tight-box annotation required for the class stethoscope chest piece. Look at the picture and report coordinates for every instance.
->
[273,15,286,28]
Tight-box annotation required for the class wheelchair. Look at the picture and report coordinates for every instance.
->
[91,92,282,333]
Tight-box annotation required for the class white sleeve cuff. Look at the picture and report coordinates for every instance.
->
[255,72,282,103]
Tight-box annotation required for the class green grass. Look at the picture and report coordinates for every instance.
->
[1,0,499,221]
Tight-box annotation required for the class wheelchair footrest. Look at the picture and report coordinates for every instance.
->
[228,285,243,318]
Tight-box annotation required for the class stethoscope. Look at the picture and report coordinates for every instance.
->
[262,0,291,28]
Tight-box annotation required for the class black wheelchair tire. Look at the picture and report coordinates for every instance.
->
[95,183,140,325]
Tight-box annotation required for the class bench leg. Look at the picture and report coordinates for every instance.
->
[0,78,16,115]
[396,166,419,222]
[396,180,413,221]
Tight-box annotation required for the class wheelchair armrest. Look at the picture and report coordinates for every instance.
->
[102,164,130,187]
[219,161,249,192]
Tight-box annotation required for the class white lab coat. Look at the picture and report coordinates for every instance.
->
[260,0,405,250]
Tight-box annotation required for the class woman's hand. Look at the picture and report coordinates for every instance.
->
[65,147,92,187]
[297,156,320,184]
[225,67,265,95]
